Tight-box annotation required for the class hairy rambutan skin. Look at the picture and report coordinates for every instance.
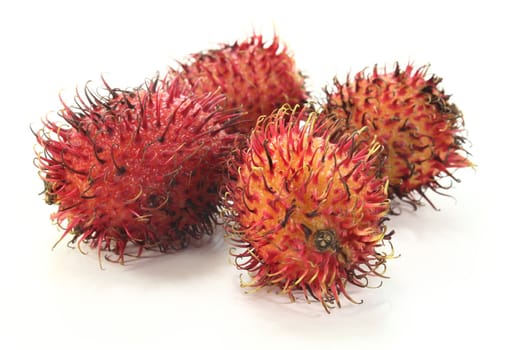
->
[173,34,308,134]
[34,75,238,264]
[223,105,392,312]
[323,64,472,208]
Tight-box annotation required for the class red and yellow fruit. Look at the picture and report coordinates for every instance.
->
[174,33,308,134]
[223,105,392,312]
[323,64,472,208]
[34,75,237,264]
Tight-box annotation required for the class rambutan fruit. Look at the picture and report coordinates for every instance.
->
[323,64,472,208]
[173,33,308,134]
[33,75,238,265]
[223,105,392,312]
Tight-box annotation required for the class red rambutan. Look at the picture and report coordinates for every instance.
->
[173,33,308,134]
[34,75,238,265]
[323,64,472,208]
[223,105,392,312]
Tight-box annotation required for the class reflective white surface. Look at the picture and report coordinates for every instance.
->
[1,0,522,348]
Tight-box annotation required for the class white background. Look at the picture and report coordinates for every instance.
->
[1,0,523,348]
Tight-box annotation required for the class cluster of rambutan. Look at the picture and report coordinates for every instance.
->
[33,33,472,312]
